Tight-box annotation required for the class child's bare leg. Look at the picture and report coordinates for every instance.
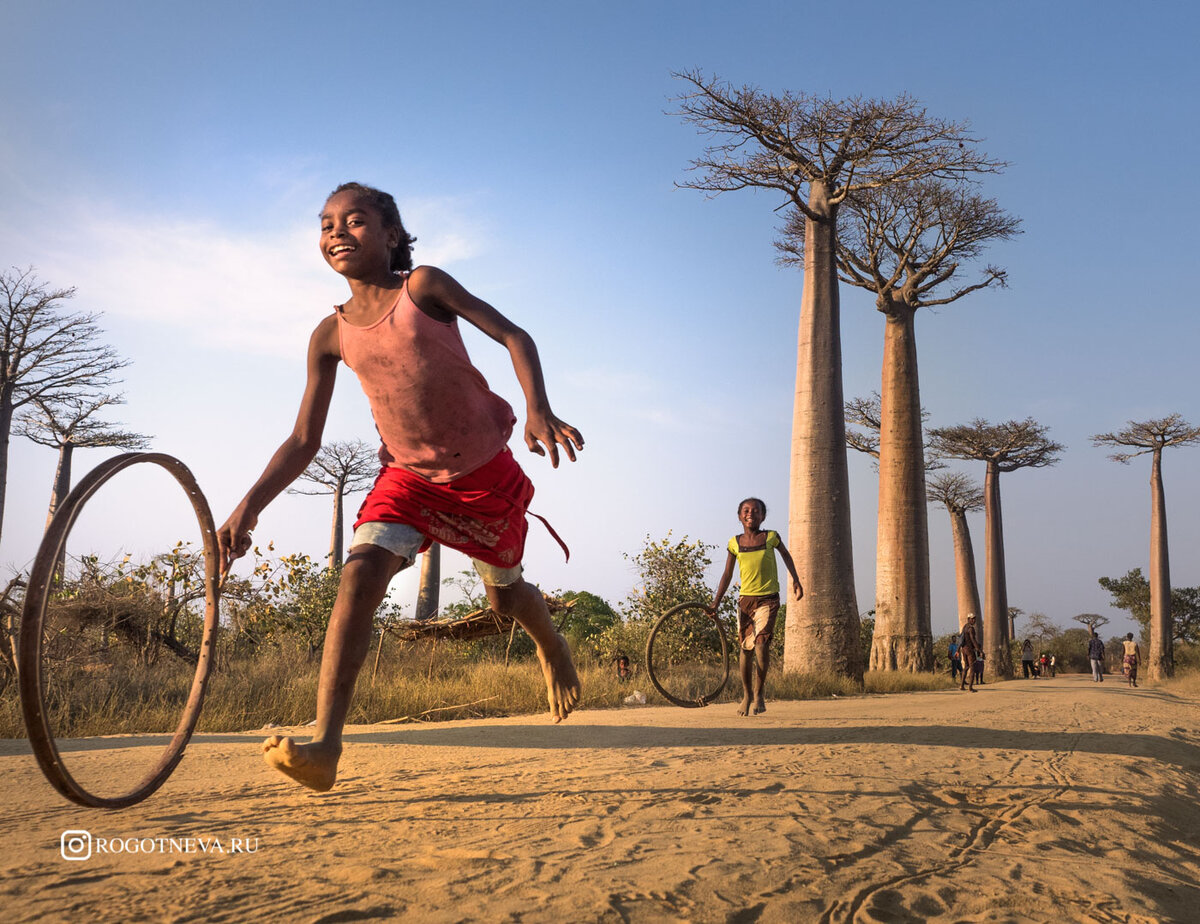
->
[738,648,754,716]
[263,544,404,791]
[486,577,580,722]
[752,640,770,714]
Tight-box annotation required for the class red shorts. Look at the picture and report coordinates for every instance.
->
[354,449,536,569]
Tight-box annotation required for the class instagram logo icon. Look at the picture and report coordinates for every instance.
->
[60,830,92,861]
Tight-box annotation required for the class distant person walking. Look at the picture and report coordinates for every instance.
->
[1088,632,1106,682]
[1122,633,1142,688]
[948,635,960,683]
[1021,639,1035,678]
[958,614,980,692]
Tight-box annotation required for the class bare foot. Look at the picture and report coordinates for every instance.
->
[262,735,341,792]
[537,633,581,722]
[738,696,752,716]
[753,697,766,715]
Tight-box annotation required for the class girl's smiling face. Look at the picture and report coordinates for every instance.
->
[319,191,399,278]
[738,501,764,531]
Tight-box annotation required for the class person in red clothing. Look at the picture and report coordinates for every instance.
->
[218,182,583,791]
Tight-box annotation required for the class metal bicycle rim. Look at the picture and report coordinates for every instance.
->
[644,601,730,708]
[18,452,221,808]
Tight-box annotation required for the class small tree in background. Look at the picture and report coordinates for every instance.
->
[1098,569,1200,647]
[927,418,1063,679]
[288,439,377,569]
[622,533,720,622]
[0,268,130,544]
[1093,415,1200,680]
[17,393,150,529]
[926,472,984,634]
[1073,612,1111,636]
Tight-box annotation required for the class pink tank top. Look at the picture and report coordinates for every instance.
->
[336,278,516,483]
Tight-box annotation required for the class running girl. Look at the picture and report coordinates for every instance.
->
[708,498,803,715]
[218,182,583,791]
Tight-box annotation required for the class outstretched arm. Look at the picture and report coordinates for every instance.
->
[408,266,583,466]
[776,543,804,601]
[708,550,737,615]
[217,317,340,574]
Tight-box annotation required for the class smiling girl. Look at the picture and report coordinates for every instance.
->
[218,182,583,791]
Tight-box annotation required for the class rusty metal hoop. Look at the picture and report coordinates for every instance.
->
[644,601,731,708]
[18,453,221,808]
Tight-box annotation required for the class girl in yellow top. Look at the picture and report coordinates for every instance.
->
[709,498,803,715]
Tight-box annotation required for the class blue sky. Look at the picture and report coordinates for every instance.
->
[2,0,1198,638]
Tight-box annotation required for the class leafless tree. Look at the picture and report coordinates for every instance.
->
[675,71,1003,679]
[926,471,984,635]
[1092,414,1200,680]
[926,418,1063,679]
[288,439,377,569]
[788,182,1018,672]
[0,268,129,543]
[1022,611,1060,647]
[16,393,150,529]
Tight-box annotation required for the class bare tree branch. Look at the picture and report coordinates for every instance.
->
[16,393,150,451]
[927,471,984,514]
[845,393,943,470]
[673,70,1007,228]
[1091,414,1200,463]
[0,267,133,543]
[927,418,1064,472]
[288,439,379,497]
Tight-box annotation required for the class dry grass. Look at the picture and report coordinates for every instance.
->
[1162,670,1200,697]
[0,640,965,739]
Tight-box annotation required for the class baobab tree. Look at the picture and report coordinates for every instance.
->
[786,181,1017,672]
[926,471,984,636]
[845,392,954,669]
[845,394,944,470]
[1092,414,1200,680]
[926,418,1063,679]
[1073,612,1110,635]
[0,268,129,543]
[415,544,441,621]
[675,72,1002,679]
[16,393,150,528]
[289,439,377,569]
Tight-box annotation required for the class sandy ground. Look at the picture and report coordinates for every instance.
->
[2,673,1199,923]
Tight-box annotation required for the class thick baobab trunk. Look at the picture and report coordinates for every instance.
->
[1148,448,1172,679]
[45,440,74,529]
[328,478,345,570]
[871,304,932,671]
[47,440,74,578]
[415,543,441,621]
[948,509,982,633]
[785,185,861,680]
[982,462,1013,678]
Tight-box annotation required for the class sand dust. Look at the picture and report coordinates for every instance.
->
[2,674,1199,922]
